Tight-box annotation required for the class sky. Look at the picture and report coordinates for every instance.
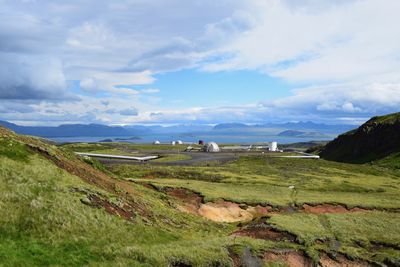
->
[0,0,399,126]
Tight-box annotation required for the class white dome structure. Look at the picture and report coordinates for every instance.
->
[204,142,220,152]
[153,140,160,145]
[176,140,183,145]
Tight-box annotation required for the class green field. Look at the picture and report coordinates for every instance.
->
[111,150,400,265]
[1,129,400,266]
[113,156,400,208]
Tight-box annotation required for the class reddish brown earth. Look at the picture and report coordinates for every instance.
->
[302,204,368,214]
[233,227,296,241]
[232,219,297,242]
[164,187,203,215]
[263,250,313,267]
[319,254,372,267]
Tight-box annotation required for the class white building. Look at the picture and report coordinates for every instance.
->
[176,140,183,145]
[269,141,278,152]
[171,141,176,146]
[204,142,220,152]
[153,140,160,145]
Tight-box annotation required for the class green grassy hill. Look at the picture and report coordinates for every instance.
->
[1,126,399,266]
[319,112,400,165]
[0,127,238,266]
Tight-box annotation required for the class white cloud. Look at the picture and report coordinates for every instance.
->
[79,71,155,94]
[140,89,160,94]
[1,0,399,125]
[0,54,74,100]
[207,0,400,84]
[265,82,400,117]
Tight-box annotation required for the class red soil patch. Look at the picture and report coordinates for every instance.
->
[232,219,297,242]
[247,205,273,217]
[233,227,296,242]
[319,254,371,267]
[165,188,203,207]
[165,188,203,215]
[302,204,368,214]
[263,250,313,267]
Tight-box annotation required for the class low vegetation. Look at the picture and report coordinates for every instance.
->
[1,126,399,266]
[113,156,400,208]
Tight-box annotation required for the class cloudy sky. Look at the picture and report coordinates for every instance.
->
[1,0,399,126]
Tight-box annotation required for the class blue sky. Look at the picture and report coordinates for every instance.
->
[0,0,399,126]
[151,70,292,108]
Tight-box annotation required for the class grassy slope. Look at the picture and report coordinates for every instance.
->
[113,156,400,209]
[269,212,400,264]
[111,154,400,264]
[1,128,283,266]
[2,129,400,266]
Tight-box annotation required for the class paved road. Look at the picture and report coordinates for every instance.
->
[76,152,159,161]
[97,151,240,166]
[94,150,318,166]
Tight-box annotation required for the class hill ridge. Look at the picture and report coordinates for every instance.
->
[320,112,400,163]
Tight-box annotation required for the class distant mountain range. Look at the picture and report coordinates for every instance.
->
[277,130,329,138]
[0,121,133,137]
[0,119,356,138]
[0,121,215,138]
[212,121,356,133]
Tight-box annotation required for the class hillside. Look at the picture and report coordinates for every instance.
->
[1,126,399,266]
[0,126,237,266]
[320,112,400,164]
